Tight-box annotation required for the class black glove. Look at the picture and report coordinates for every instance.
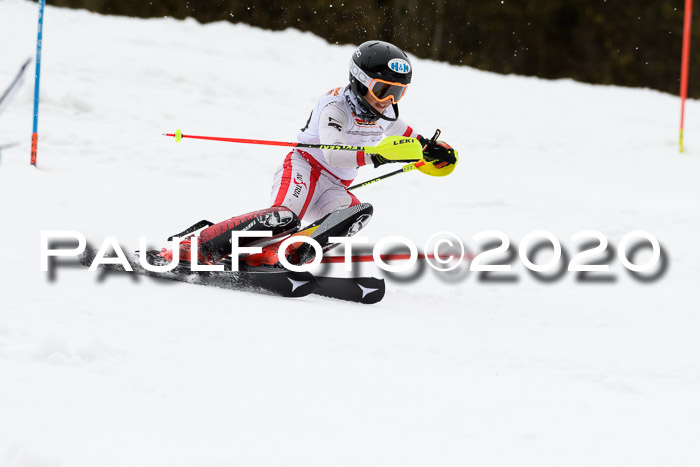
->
[418,135,457,165]
[369,153,400,168]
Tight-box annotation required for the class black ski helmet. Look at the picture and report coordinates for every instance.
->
[349,40,412,121]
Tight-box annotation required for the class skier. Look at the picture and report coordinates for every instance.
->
[163,40,457,268]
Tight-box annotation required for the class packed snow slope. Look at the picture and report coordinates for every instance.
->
[1,1,700,466]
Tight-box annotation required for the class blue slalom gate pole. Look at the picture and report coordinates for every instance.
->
[30,0,45,167]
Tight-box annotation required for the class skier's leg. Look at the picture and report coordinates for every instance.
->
[163,206,301,264]
[306,182,362,221]
[166,152,324,265]
[270,152,321,219]
[198,206,300,263]
[294,204,374,265]
[245,167,367,267]
[240,152,328,267]
[277,177,373,265]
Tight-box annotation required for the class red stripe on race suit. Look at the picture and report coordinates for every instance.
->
[295,149,362,210]
[298,165,321,219]
[348,190,361,206]
[272,152,294,206]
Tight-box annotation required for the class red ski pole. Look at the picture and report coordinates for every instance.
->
[163,129,423,159]
[679,0,694,152]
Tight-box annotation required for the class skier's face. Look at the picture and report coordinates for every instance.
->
[364,90,392,113]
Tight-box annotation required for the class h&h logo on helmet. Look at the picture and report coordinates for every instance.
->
[388,59,410,74]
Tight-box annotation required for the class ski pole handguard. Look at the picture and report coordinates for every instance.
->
[365,136,423,161]
[348,154,457,191]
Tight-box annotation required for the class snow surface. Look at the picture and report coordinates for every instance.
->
[1,1,700,466]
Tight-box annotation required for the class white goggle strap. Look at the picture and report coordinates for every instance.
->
[349,59,373,89]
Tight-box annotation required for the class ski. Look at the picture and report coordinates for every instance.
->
[235,258,386,304]
[231,252,386,305]
[79,249,385,303]
[237,262,385,304]
[79,249,318,298]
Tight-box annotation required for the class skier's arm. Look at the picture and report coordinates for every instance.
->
[383,118,420,139]
[318,102,373,168]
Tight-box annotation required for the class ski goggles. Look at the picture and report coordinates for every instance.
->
[350,60,408,104]
[367,78,407,104]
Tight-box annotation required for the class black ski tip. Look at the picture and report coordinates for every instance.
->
[250,270,319,298]
[353,277,385,304]
[314,276,385,304]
